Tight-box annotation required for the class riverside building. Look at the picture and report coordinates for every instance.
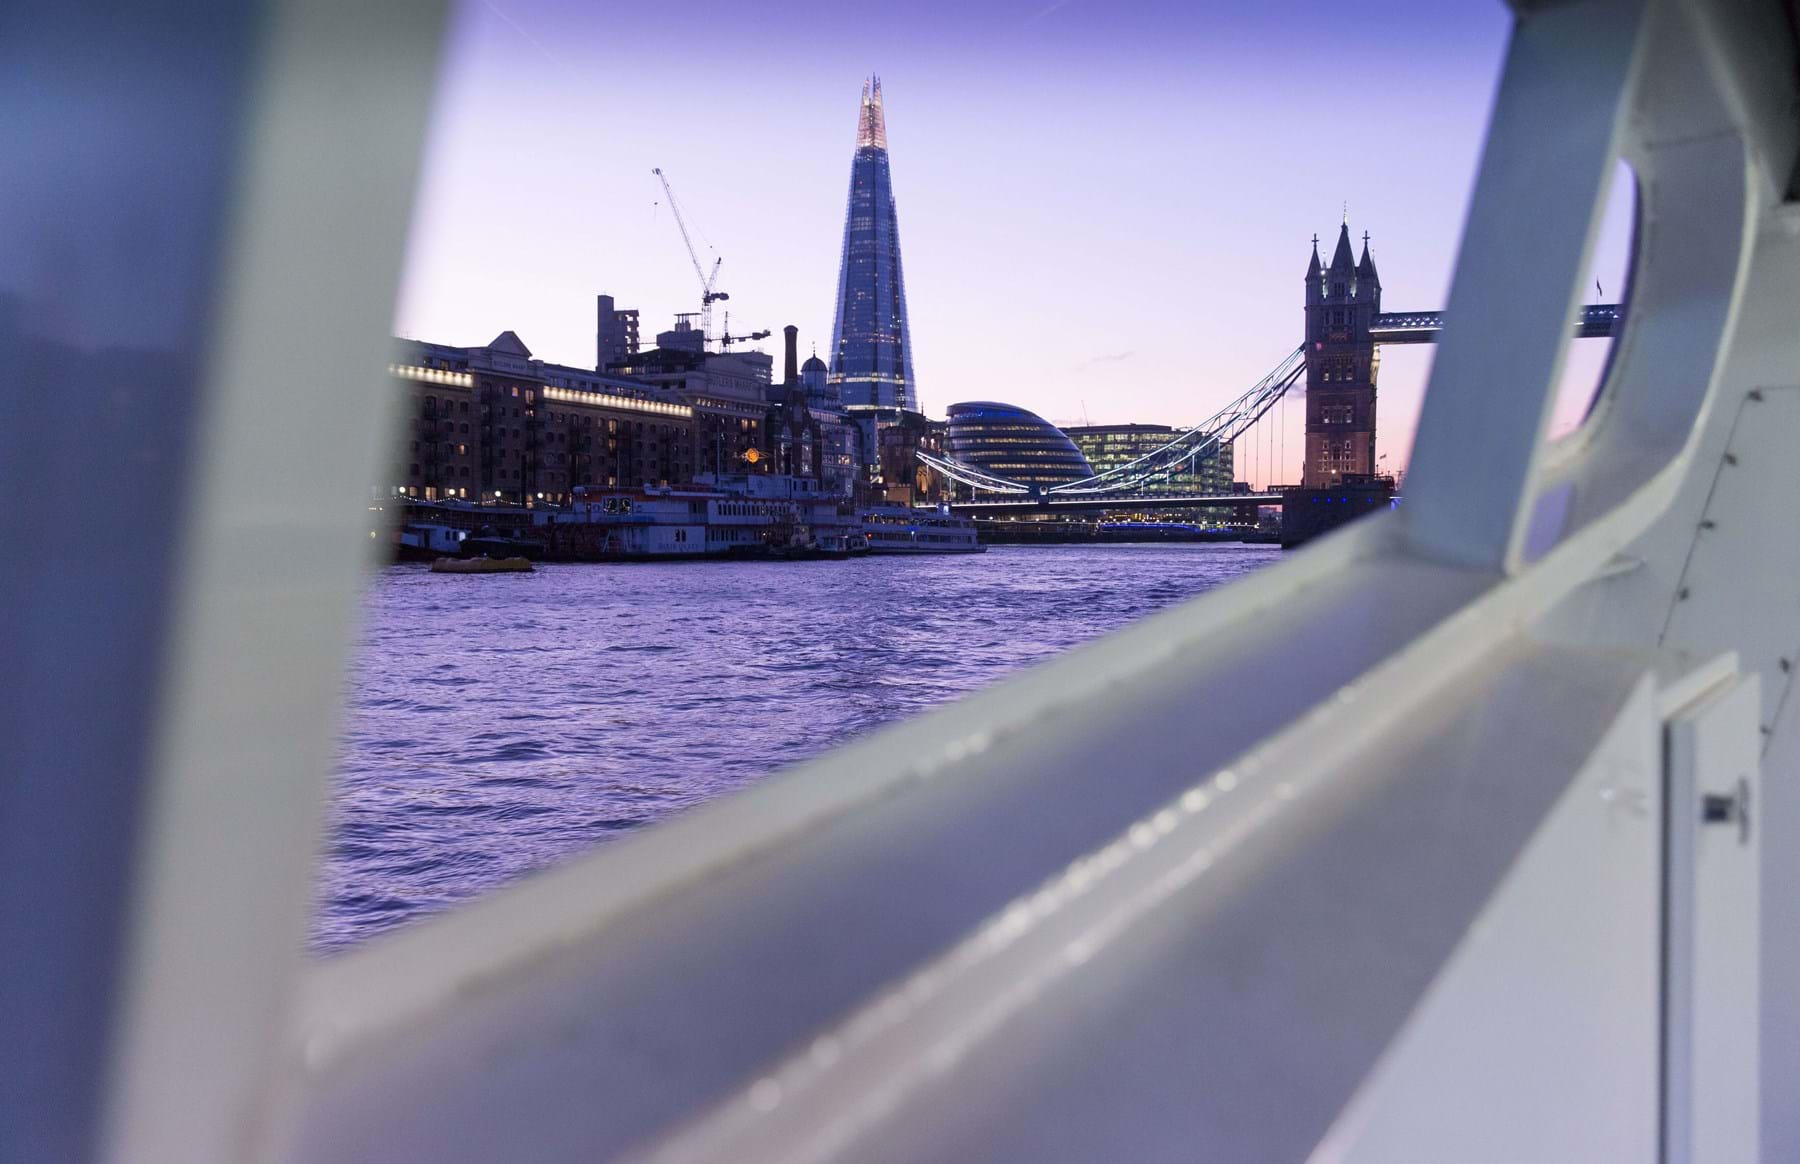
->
[801,345,859,496]
[390,330,693,505]
[758,325,849,494]
[1065,422,1237,520]
[594,293,641,370]
[609,321,776,480]
[391,316,862,505]
[944,401,1093,490]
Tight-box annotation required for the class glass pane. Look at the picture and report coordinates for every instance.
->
[1548,158,1637,441]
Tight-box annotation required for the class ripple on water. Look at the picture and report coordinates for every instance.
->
[315,543,1278,952]
[478,772,553,788]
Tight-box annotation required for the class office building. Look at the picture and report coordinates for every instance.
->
[1065,422,1238,521]
[828,76,919,411]
[945,401,1092,489]
[595,293,640,370]
[1065,423,1235,496]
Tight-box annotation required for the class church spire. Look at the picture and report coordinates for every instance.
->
[1306,232,1321,279]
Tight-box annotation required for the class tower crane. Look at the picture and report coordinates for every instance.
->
[651,167,728,343]
[716,311,772,350]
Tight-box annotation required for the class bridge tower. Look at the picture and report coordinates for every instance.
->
[1301,221,1381,487]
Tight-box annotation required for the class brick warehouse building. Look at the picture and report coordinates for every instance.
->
[389,331,696,506]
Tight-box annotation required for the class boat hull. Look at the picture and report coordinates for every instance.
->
[429,556,534,574]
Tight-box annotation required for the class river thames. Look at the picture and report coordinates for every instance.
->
[315,543,1278,951]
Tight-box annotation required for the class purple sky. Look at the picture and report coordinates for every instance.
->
[395,0,1631,487]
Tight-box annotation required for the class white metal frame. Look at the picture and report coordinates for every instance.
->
[4,0,1796,1161]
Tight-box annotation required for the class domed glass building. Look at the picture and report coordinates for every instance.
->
[945,401,1093,489]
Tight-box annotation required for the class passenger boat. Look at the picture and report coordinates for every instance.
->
[555,473,866,561]
[388,499,537,562]
[860,505,985,554]
[393,520,468,561]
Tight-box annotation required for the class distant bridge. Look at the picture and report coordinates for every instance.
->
[920,346,1308,499]
[952,492,1284,516]
[1371,303,1622,345]
[920,304,1622,504]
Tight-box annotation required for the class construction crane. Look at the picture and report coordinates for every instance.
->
[716,312,771,350]
[651,167,727,343]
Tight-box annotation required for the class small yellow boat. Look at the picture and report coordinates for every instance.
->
[429,555,534,574]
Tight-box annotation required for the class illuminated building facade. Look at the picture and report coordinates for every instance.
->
[945,401,1092,489]
[611,336,773,479]
[391,331,694,505]
[1064,423,1235,501]
[828,76,918,411]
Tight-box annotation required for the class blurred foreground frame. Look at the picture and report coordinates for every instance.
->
[3,1,1799,1162]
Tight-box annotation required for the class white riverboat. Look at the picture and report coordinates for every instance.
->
[565,474,866,560]
[860,505,985,554]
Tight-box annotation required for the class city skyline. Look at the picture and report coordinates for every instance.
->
[394,0,1626,485]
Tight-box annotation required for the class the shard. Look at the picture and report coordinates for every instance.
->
[828,76,918,411]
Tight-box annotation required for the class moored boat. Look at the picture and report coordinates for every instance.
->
[430,556,534,574]
[861,505,985,554]
[557,473,865,561]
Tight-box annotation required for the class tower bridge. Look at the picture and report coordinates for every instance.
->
[922,221,1621,534]
[1372,303,1623,344]
[952,491,1285,518]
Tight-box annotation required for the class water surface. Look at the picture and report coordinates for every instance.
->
[319,543,1277,951]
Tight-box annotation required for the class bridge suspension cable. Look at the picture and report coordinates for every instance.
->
[1049,344,1305,495]
[917,345,1307,497]
[913,450,1033,494]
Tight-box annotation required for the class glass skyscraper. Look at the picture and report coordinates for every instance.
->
[829,77,918,412]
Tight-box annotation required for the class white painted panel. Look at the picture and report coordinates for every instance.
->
[1666,676,1761,1164]
[1313,680,1663,1164]
[1661,388,1800,740]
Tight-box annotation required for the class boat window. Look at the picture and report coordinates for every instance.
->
[321,1,1519,954]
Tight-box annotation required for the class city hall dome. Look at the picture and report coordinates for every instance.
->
[945,401,1093,489]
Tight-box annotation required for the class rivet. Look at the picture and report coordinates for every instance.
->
[1700,519,1716,530]
[1725,452,1739,466]
[1781,658,1792,674]
[1678,587,1690,601]
[1749,388,1765,402]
